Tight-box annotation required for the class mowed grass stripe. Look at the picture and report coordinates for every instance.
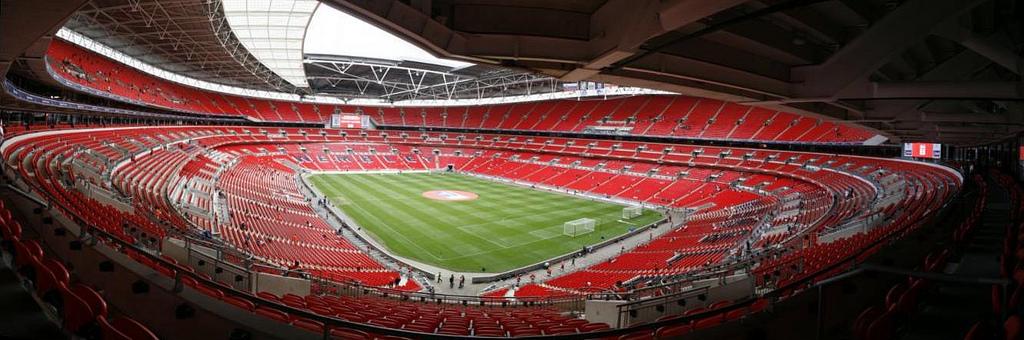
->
[314,176,449,260]
[311,173,663,272]
[352,175,512,254]
[323,173,635,261]
[408,175,598,245]
[327,174,486,257]
[403,174,616,246]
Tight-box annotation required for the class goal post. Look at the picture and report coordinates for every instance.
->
[564,218,596,237]
[623,206,642,219]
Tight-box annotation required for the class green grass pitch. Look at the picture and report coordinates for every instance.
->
[309,172,664,273]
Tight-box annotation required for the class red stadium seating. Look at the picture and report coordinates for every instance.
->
[45,39,879,145]
[2,124,961,338]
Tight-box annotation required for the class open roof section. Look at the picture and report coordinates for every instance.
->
[304,4,473,69]
[53,1,666,105]
[56,28,669,107]
[222,0,319,88]
[61,0,297,92]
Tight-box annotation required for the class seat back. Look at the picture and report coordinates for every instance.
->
[110,317,159,340]
[58,285,96,335]
[97,316,131,340]
[71,284,108,318]
[1006,315,1021,340]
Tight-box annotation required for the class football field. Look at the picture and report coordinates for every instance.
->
[308,172,663,273]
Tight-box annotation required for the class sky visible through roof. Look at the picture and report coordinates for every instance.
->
[304,4,473,68]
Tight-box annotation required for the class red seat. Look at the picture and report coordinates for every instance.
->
[655,324,691,338]
[97,316,131,340]
[884,284,906,309]
[437,327,470,336]
[402,323,435,333]
[294,318,325,333]
[110,317,159,340]
[58,285,96,335]
[282,298,306,309]
[30,257,62,298]
[154,264,176,278]
[256,291,280,301]
[508,327,541,336]
[330,328,370,339]
[307,305,332,316]
[618,330,654,340]
[194,284,225,299]
[71,284,108,317]
[337,312,368,323]
[368,318,401,329]
[13,239,42,270]
[865,310,896,340]
[579,322,610,332]
[42,258,69,284]
[1006,315,1021,340]
[282,293,304,302]
[473,327,505,337]
[708,301,731,310]
[254,307,291,324]
[749,298,770,313]
[693,314,724,330]
[375,336,412,340]
[1,220,21,241]
[724,308,748,321]
[222,296,256,312]
[545,325,577,335]
[853,306,882,339]
[683,307,707,317]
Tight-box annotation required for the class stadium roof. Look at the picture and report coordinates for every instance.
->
[321,0,1024,145]
[53,0,606,103]
[221,0,319,88]
[62,0,299,92]
[301,5,571,101]
[3,0,1022,145]
[303,55,564,101]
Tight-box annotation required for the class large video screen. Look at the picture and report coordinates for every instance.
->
[903,143,942,159]
[330,114,363,129]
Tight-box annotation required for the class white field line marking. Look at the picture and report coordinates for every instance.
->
[320,179,446,261]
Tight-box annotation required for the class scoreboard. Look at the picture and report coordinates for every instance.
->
[330,114,365,129]
[903,143,942,159]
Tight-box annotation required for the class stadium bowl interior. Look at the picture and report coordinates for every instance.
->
[0,0,1021,339]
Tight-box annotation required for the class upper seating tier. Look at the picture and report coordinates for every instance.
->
[45,39,880,145]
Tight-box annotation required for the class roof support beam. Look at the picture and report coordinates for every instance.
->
[792,0,988,99]
[935,24,1023,75]
[561,0,745,82]
[838,81,1024,100]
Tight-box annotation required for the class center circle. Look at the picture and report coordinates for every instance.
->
[421,190,479,201]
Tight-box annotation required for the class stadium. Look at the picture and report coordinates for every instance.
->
[0,0,1019,339]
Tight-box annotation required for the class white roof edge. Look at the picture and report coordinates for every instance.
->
[55,28,674,107]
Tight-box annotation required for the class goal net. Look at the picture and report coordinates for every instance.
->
[623,206,642,219]
[564,218,596,237]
